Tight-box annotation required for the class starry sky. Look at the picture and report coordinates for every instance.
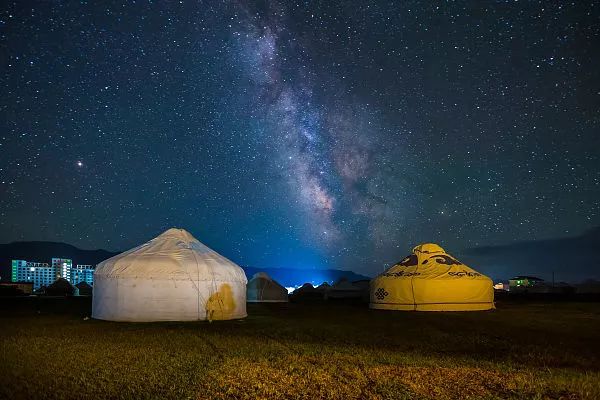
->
[1,1,599,276]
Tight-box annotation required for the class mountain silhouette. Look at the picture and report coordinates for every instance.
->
[0,241,369,286]
[459,227,600,283]
[241,266,370,288]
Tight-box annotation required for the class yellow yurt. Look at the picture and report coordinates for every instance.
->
[370,243,494,311]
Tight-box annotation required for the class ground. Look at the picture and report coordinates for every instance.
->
[1,297,599,400]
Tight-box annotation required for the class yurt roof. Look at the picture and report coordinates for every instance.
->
[412,243,445,254]
[251,272,271,280]
[298,283,315,290]
[94,228,246,282]
[384,243,491,281]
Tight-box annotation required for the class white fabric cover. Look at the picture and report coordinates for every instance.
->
[92,228,247,322]
[246,272,288,303]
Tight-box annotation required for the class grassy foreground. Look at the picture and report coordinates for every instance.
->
[1,298,599,400]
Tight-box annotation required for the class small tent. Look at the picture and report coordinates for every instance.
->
[370,243,494,311]
[246,272,288,303]
[92,228,247,322]
[352,280,370,291]
[75,281,93,296]
[46,278,78,297]
[326,278,363,299]
[289,283,322,302]
[352,279,371,302]
[315,282,331,293]
[293,283,317,295]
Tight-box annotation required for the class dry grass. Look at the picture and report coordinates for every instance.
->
[0,298,599,399]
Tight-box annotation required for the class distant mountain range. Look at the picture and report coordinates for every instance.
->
[0,241,369,286]
[2,227,598,285]
[241,266,369,288]
[459,227,600,283]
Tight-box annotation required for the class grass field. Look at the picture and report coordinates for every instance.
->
[1,297,599,400]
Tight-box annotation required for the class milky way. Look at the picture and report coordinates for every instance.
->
[231,2,419,259]
[1,1,599,275]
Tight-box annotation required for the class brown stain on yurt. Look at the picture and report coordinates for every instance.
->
[205,283,236,321]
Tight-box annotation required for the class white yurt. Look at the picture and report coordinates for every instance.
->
[92,228,248,322]
[246,272,288,303]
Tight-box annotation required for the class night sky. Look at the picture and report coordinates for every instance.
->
[2,1,599,276]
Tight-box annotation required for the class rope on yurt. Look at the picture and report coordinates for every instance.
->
[411,253,418,311]
[187,243,205,320]
[259,278,266,301]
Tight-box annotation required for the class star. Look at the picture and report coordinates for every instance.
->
[0,1,597,280]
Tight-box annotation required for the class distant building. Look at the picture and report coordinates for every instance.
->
[510,276,576,294]
[11,260,55,290]
[71,265,94,285]
[11,258,95,290]
[52,258,73,281]
[509,276,544,290]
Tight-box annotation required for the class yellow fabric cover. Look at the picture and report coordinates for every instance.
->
[370,243,494,311]
[413,243,445,254]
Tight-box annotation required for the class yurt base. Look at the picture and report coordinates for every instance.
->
[246,300,288,303]
[370,302,495,311]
